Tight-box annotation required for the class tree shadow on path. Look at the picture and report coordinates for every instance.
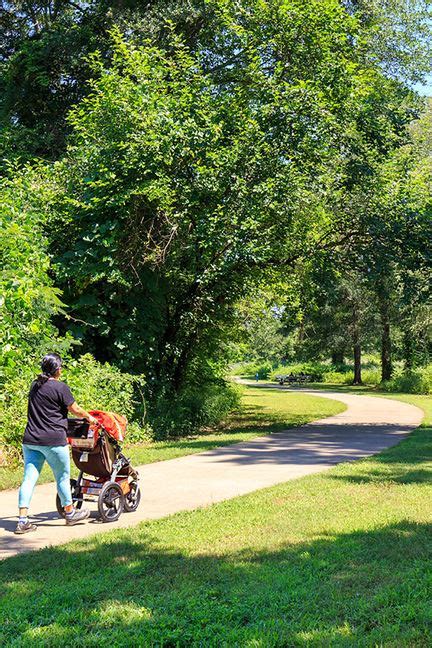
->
[329,423,432,486]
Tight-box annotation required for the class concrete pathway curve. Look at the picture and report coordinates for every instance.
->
[0,389,423,560]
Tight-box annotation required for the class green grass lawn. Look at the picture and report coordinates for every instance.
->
[0,387,345,491]
[0,391,430,646]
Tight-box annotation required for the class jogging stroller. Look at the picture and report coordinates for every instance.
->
[56,410,141,522]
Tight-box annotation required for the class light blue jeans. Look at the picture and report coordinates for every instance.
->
[19,444,72,509]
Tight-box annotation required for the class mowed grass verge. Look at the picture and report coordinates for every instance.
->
[0,387,344,490]
[0,393,430,646]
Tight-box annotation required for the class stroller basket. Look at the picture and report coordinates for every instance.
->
[67,412,128,479]
[72,436,116,478]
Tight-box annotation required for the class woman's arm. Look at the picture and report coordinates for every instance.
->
[68,402,98,426]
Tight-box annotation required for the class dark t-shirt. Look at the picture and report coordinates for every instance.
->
[23,379,75,446]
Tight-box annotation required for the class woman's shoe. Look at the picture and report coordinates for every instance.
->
[14,520,37,534]
[65,508,90,525]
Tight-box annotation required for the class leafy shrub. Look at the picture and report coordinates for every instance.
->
[382,365,432,395]
[361,369,382,385]
[65,355,145,421]
[66,354,151,443]
[238,362,273,379]
[150,380,242,440]
[322,371,354,384]
[0,370,31,464]
[321,369,380,385]
[0,167,61,384]
[0,353,148,464]
[125,422,153,445]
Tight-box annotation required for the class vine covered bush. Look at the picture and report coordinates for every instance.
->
[382,365,432,395]
[0,355,148,465]
[0,170,149,465]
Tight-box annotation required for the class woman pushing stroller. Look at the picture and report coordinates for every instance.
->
[15,353,97,534]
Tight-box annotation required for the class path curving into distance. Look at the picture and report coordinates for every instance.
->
[0,388,423,560]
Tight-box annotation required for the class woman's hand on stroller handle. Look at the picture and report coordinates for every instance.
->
[67,402,99,427]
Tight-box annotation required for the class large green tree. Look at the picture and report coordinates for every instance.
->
[1,0,430,161]
[48,22,353,389]
[275,110,432,384]
[40,1,428,391]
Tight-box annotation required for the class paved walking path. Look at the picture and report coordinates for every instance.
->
[0,389,423,560]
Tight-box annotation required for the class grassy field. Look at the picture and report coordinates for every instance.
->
[0,390,430,646]
[0,387,345,490]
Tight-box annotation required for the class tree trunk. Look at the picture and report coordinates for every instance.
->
[352,305,362,385]
[353,343,362,384]
[297,318,305,344]
[379,292,392,382]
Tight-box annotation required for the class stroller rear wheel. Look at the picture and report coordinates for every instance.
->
[98,481,124,522]
[56,478,83,518]
[123,481,141,512]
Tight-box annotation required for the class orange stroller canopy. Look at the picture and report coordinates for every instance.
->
[89,410,127,443]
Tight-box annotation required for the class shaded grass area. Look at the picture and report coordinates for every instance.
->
[0,388,344,491]
[0,394,430,646]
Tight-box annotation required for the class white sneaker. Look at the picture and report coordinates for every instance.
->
[65,508,90,525]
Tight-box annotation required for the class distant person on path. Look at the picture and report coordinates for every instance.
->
[255,372,259,382]
[15,353,98,534]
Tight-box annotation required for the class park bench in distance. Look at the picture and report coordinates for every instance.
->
[275,373,313,386]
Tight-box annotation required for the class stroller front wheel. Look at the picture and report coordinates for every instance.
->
[123,481,141,513]
[98,481,124,522]
[56,478,83,518]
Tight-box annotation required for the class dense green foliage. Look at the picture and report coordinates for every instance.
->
[0,167,62,376]
[382,365,432,395]
[2,0,430,158]
[0,167,146,462]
